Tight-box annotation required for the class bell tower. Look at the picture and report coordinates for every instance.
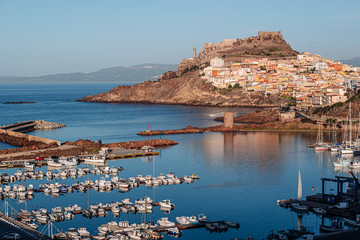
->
[193,46,196,59]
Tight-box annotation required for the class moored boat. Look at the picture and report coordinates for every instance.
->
[312,207,326,214]
[319,222,343,233]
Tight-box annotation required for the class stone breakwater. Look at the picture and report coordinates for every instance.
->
[0,138,178,161]
[34,121,66,130]
[138,119,319,136]
[105,139,178,149]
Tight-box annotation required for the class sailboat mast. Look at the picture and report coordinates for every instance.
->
[350,102,352,147]
[297,169,302,201]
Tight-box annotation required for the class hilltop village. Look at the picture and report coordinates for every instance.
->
[81,31,360,114]
[201,54,359,111]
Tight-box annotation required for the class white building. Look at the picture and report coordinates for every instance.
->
[210,57,224,67]
[313,62,328,70]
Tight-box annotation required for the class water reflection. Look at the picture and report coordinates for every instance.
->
[201,132,314,177]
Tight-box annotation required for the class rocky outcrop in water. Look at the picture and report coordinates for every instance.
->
[105,139,178,149]
[80,71,286,107]
[34,121,66,130]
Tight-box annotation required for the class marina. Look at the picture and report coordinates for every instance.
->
[2,83,359,239]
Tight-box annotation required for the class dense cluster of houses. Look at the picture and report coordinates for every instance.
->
[200,53,360,110]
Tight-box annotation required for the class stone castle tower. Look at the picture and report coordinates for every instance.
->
[193,46,196,59]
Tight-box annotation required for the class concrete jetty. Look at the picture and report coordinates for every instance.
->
[0,211,51,239]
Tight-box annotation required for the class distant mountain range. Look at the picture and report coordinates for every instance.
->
[338,57,360,67]
[0,64,177,83]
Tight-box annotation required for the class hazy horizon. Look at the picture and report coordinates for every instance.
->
[1,0,359,76]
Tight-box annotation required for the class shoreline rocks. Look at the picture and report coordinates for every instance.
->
[34,121,66,130]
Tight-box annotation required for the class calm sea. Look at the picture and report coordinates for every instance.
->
[0,83,356,239]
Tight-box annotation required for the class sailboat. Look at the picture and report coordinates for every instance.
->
[330,120,340,152]
[291,169,309,212]
[315,117,330,151]
[341,102,354,155]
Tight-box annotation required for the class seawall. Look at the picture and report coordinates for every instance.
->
[0,129,61,147]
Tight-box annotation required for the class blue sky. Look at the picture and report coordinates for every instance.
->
[0,0,359,76]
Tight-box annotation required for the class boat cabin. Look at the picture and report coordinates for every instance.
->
[141,146,155,153]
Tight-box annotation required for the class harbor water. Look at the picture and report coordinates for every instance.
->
[0,83,357,239]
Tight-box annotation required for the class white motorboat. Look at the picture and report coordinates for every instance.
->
[64,212,74,220]
[78,227,90,237]
[47,160,62,168]
[159,199,175,209]
[187,215,198,223]
[61,158,78,166]
[111,206,120,213]
[84,155,106,164]
[52,206,63,213]
[176,216,191,225]
[24,163,34,170]
[135,197,153,205]
[157,217,176,228]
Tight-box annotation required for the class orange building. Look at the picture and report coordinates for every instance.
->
[231,63,242,71]
[329,64,343,71]
[266,64,278,72]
